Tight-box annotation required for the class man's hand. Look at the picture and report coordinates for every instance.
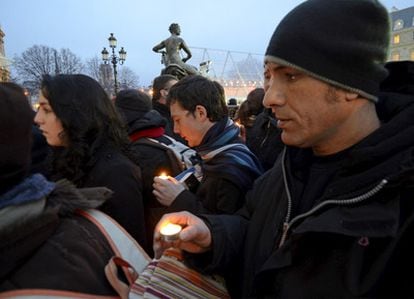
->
[153,176,185,206]
[153,211,212,258]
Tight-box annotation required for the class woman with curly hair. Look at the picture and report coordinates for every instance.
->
[34,74,146,248]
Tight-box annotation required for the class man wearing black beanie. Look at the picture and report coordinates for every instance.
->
[152,0,414,298]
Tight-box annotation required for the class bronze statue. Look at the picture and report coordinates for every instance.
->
[153,23,199,78]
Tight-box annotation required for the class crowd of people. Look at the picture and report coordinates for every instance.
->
[1,0,414,298]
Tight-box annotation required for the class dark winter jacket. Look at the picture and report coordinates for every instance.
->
[81,144,146,248]
[152,101,186,143]
[193,92,414,298]
[246,108,284,171]
[127,110,183,255]
[0,174,117,295]
[168,118,263,215]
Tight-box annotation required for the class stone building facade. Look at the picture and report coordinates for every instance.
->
[388,6,414,62]
[0,27,10,82]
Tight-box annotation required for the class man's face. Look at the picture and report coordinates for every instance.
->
[263,61,351,155]
[170,101,209,147]
[160,79,178,104]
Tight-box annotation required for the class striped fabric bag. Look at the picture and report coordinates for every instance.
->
[106,248,230,299]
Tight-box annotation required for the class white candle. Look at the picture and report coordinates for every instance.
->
[160,223,182,241]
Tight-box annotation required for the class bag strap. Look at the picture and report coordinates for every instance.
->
[77,209,150,274]
[104,256,140,299]
[0,290,119,298]
[79,209,149,299]
[0,209,146,299]
[135,137,184,173]
[201,143,244,161]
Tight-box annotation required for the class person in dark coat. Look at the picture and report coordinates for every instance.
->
[153,1,414,298]
[0,82,50,177]
[246,108,283,171]
[34,74,146,248]
[0,83,118,295]
[115,88,184,255]
[380,60,414,95]
[153,75,263,216]
[151,74,186,143]
[235,88,265,130]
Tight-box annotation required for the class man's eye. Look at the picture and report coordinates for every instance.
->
[286,73,297,81]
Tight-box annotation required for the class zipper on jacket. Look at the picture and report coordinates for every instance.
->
[278,148,389,248]
[259,120,271,149]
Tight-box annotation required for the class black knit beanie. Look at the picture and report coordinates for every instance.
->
[0,84,34,195]
[115,89,152,125]
[265,0,390,102]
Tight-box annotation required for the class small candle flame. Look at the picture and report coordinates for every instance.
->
[160,223,182,236]
[158,172,169,180]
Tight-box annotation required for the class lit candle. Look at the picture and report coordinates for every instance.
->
[160,223,182,242]
[158,172,169,180]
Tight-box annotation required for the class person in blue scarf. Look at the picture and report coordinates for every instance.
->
[153,75,263,215]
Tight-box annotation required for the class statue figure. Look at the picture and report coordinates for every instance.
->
[153,23,199,78]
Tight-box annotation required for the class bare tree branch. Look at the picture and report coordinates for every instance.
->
[13,45,84,87]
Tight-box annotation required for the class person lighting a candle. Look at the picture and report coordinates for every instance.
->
[152,75,262,217]
[154,1,414,298]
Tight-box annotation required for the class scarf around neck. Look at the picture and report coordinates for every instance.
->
[194,117,263,192]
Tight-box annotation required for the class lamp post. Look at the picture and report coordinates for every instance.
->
[101,33,127,95]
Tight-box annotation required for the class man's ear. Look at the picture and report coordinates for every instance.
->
[160,89,168,99]
[344,91,359,101]
[195,105,208,120]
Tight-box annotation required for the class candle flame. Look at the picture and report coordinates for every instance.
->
[158,172,169,180]
[160,223,182,236]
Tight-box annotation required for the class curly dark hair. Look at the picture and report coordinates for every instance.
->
[168,23,180,34]
[41,74,131,184]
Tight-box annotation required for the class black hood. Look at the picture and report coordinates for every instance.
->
[0,179,112,280]
[127,110,167,135]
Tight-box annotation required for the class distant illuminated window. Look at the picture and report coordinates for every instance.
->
[410,49,414,61]
[393,19,404,30]
[393,34,400,44]
[391,51,400,61]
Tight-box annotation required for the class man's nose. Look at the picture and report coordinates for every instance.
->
[263,87,285,108]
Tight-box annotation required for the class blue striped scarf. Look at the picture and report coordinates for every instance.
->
[194,117,263,192]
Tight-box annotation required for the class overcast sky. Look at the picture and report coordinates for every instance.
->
[1,0,412,86]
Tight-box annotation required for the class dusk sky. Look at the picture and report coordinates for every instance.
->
[1,0,413,86]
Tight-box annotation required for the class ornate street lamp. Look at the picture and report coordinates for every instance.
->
[101,33,126,94]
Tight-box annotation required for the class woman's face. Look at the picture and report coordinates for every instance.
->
[34,92,67,147]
